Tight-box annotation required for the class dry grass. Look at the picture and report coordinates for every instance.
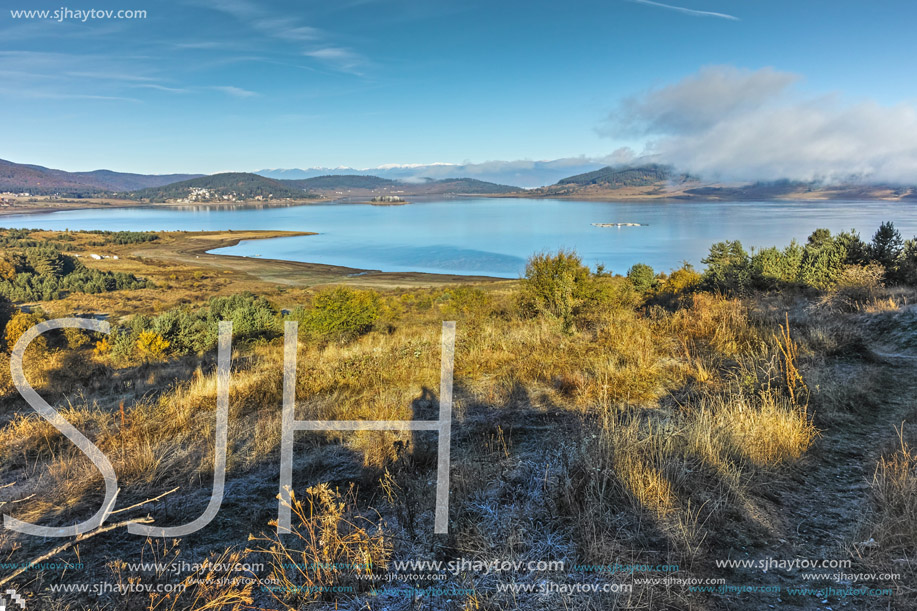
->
[248,483,390,607]
[865,425,917,554]
[1,263,891,610]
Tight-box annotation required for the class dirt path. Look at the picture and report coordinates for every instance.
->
[721,344,916,609]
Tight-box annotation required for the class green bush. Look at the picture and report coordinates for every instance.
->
[750,242,802,289]
[437,286,491,319]
[519,250,596,332]
[151,307,215,355]
[626,263,657,293]
[696,223,917,293]
[294,287,380,341]
[836,230,869,265]
[206,292,278,342]
[86,230,158,246]
[702,240,752,294]
[658,264,701,295]
[102,293,279,363]
[796,229,848,290]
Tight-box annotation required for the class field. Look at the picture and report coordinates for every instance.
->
[0,227,915,610]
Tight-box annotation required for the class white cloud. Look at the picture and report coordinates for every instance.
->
[134,84,190,93]
[211,85,259,98]
[600,66,917,184]
[303,47,366,74]
[194,0,366,75]
[628,0,739,21]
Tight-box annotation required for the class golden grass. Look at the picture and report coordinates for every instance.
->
[0,269,866,610]
[866,425,917,553]
[688,390,816,469]
[248,482,390,606]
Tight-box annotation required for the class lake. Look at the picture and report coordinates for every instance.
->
[3,198,917,278]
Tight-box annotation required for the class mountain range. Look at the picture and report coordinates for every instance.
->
[2,158,916,203]
[0,158,202,196]
[255,158,610,189]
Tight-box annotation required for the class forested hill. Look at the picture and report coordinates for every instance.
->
[126,173,318,202]
[557,164,676,187]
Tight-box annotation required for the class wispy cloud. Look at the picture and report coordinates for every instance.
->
[134,83,191,94]
[192,0,367,75]
[210,85,259,98]
[0,87,140,102]
[191,0,322,45]
[303,46,366,74]
[628,0,739,21]
[0,51,159,102]
[67,71,160,82]
[172,41,238,50]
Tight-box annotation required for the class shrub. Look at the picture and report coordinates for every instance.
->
[437,286,491,319]
[0,295,12,336]
[798,229,847,289]
[88,230,158,245]
[136,331,170,361]
[519,250,596,332]
[627,263,657,293]
[837,230,869,265]
[296,287,380,341]
[4,310,47,353]
[24,246,71,277]
[207,292,278,341]
[702,240,752,294]
[93,337,111,357]
[750,242,802,289]
[152,306,214,355]
[0,258,16,281]
[653,264,701,302]
[109,328,137,362]
[63,326,91,349]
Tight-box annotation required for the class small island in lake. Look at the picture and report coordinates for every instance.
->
[369,195,409,205]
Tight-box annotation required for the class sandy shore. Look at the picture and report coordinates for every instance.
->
[0,197,338,217]
[128,230,506,289]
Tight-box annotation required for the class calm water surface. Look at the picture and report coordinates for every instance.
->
[4,199,917,278]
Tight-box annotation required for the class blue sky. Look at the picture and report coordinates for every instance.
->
[2,0,917,177]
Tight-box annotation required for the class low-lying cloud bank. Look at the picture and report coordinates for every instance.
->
[600,65,917,184]
[258,156,632,189]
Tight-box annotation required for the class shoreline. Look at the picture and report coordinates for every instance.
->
[127,230,507,288]
[3,191,912,220]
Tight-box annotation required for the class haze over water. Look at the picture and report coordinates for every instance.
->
[5,199,917,278]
